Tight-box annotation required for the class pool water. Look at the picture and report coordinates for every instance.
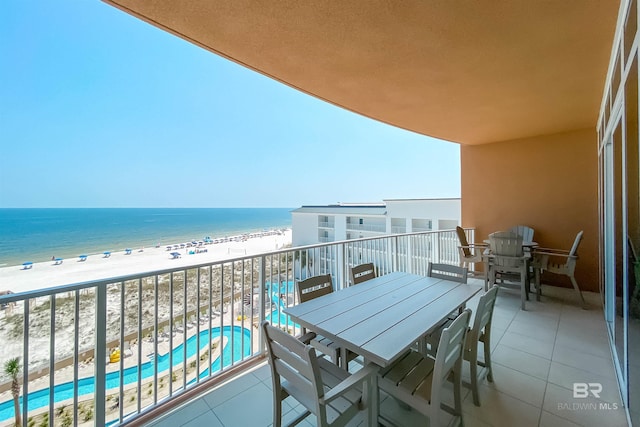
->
[0,326,251,422]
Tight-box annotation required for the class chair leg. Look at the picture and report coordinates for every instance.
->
[453,366,463,416]
[520,271,527,310]
[483,337,493,383]
[273,393,282,427]
[570,276,587,309]
[534,268,542,301]
[469,352,480,406]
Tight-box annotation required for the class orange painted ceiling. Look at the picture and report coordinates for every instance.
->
[104,1,619,145]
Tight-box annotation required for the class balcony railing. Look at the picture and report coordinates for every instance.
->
[345,223,386,232]
[0,228,473,426]
[317,221,334,228]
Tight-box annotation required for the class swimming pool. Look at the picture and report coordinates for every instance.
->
[0,326,251,422]
[266,292,299,328]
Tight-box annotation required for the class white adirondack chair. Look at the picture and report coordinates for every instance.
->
[486,231,530,310]
[455,226,487,273]
[509,225,535,242]
[533,231,586,308]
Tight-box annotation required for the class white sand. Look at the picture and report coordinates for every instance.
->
[0,229,292,294]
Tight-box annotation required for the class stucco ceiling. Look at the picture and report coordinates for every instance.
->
[104,0,619,145]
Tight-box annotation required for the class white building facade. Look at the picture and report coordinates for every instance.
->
[291,198,461,246]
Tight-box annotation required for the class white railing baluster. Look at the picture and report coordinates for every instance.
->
[48,294,55,423]
[196,267,201,385]
[119,281,125,423]
[73,290,79,425]
[22,299,29,427]
[182,271,187,390]
[137,279,142,413]
[95,284,107,426]
[168,273,174,397]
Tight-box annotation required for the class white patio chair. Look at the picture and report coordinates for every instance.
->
[378,309,471,427]
[428,262,468,284]
[296,275,357,369]
[262,321,377,427]
[350,263,376,285]
[426,285,499,406]
[533,230,586,308]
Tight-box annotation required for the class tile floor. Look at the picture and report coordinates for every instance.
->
[146,282,630,427]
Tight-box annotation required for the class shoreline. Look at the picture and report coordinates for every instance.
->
[0,228,292,295]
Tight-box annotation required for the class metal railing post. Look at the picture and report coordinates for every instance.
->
[258,254,266,352]
[95,285,107,426]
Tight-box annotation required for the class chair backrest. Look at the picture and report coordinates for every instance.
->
[489,231,523,257]
[509,225,534,242]
[262,321,326,416]
[427,262,468,284]
[468,285,499,346]
[433,309,471,392]
[296,274,333,303]
[569,230,584,257]
[350,263,376,285]
[456,226,471,257]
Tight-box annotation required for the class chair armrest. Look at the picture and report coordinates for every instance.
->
[460,243,488,248]
[486,254,528,261]
[534,247,570,254]
[533,250,572,258]
[320,364,379,404]
[298,331,317,344]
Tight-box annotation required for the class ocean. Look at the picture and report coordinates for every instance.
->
[0,208,292,267]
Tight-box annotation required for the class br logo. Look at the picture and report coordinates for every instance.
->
[573,383,602,398]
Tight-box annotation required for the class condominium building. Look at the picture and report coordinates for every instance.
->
[291,198,460,246]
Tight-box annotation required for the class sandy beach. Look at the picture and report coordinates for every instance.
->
[0,229,292,294]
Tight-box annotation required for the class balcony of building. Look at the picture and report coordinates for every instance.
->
[0,229,630,427]
[143,284,626,427]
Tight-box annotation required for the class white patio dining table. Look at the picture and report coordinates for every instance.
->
[284,271,482,368]
[283,271,481,423]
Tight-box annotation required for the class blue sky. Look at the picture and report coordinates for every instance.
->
[0,1,460,208]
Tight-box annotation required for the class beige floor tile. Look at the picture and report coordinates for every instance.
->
[462,383,541,427]
[499,330,555,359]
[551,344,618,379]
[491,346,551,380]
[506,318,557,344]
[480,364,547,408]
[538,410,582,427]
